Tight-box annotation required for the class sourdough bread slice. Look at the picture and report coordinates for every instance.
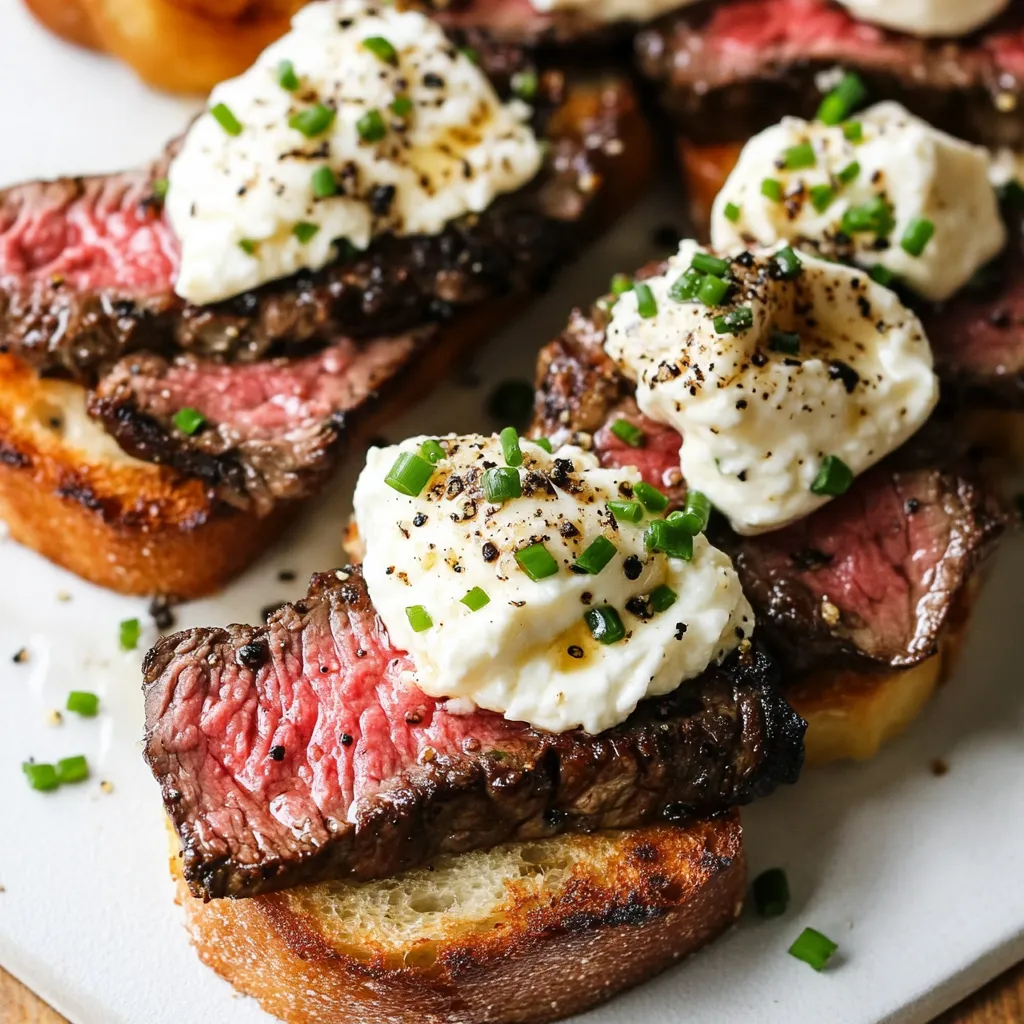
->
[170,815,745,1024]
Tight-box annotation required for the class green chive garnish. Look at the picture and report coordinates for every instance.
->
[816,71,867,126]
[669,267,704,302]
[533,437,553,453]
[119,618,141,651]
[483,466,522,503]
[210,102,243,136]
[698,273,731,307]
[461,587,490,612]
[610,273,634,296]
[868,264,895,287]
[900,216,935,257]
[362,35,398,65]
[610,419,644,448]
[390,94,413,117]
[356,109,387,143]
[634,281,657,319]
[634,481,668,513]
[293,221,320,244]
[608,499,643,523]
[837,160,861,185]
[406,605,433,632]
[57,755,89,785]
[644,519,694,561]
[574,536,617,575]
[714,307,754,335]
[753,868,790,919]
[584,605,626,644]
[649,584,677,614]
[842,120,864,143]
[289,103,335,138]
[769,329,801,355]
[511,69,539,100]
[784,141,816,170]
[674,490,711,534]
[311,166,338,198]
[460,46,480,64]
[385,452,434,496]
[761,178,784,202]
[277,59,300,91]
[66,691,99,717]
[173,407,205,435]
[419,439,445,464]
[691,252,730,277]
[22,762,59,792]
[788,927,838,971]
[516,542,559,581]
[238,238,257,256]
[723,201,741,223]
[809,184,834,213]
[499,426,523,467]
[810,455,854,497]
[772,246,802,280]
[841,196,894,237]
[152,177,169,201]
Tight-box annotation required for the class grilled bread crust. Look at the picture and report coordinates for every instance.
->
[0,77,653,598]
[170,815,745,1024]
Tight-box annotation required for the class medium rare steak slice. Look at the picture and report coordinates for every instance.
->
[636,0,1024,147]
[531,298,1007,676]
[87,331,429,513]
[144,567,805,900]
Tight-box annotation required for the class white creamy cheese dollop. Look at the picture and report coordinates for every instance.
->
[528,0,697,24]
[711,102,1005,302]
[353,434,752,734]
[166,0,543,305]
[605,241,939,535]
[835,0,1008,36]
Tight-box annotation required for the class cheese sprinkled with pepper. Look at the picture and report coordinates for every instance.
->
[166,0,543,305]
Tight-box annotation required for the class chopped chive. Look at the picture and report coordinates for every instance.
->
[152,177,169,201]
[533,437,553,453]
[406,605,433,632]
[311,166,337,198]
[66,691,99,717]
[173,407,205,435]
[487,379,534,427]
[723,201,741,223]
[698,273,731,307]
[817,71,867,125]
[674,490,711,534]
[499,426,523,467]
[22,762,59,792]
[238,238,257,256]
[584,605,626,644]
[837,160,861,185]
[293,221,320,244]
[511,69,539,100]
[842,120,864,143]
[900,216,935,257]
[210,102,243,136]
[277,59,300,91]
[772,245,802,280]
[610,273,634,296]
[810,455,854,497]
[809,184,834,213]
[289,103,335,138]
[868,264,895,287]
[460,46,480,64]
[516,542,559,581]
[669,267,704,302]
[574,536,617,575]
[649,584,677,613]
[419,439,446,464]
[385,451,434,496]
[483,466,522,503]
[788,927,838,971]
[57,755,89,785]
[610,419,645,448]
[634,281,657,319]
[753,868,790,919]
[714,307,754,335]
[769,329,801,355]
[461,587,490,612]
[119,618,141,651]
[784,141,816,170]
[390,94,413,116]
[634,481,668,513]
[356,108,387,143]
[608,499,643,524]
[691,252,730,277]
[841,196,894,237]
[362,35,398,65]
[761,178,784,202]
[644,519,694,561]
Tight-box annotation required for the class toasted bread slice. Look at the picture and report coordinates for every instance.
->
[24,0,102,49]
[0,78,653,598]
[170,814,745,1024]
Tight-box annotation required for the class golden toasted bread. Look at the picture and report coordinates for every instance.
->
[170,815,745,1024]
[24,0,102,49]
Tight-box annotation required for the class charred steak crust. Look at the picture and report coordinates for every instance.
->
[531,299,1008,677]
[143,567,804,900]
[636,0,1024,147]
[0,66,632,384]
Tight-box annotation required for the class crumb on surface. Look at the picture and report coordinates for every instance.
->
[100,780,115,794]
[46,709,63,727]
[11,647,29,664]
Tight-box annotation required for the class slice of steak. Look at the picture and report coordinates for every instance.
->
[144,567,805,900]
[636,0,1024,147]
[421,0,624,47]
[0,73,636,384]
[87,330,429,513]
[531,299,1007,676]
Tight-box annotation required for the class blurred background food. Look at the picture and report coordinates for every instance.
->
[24,0,306,92]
